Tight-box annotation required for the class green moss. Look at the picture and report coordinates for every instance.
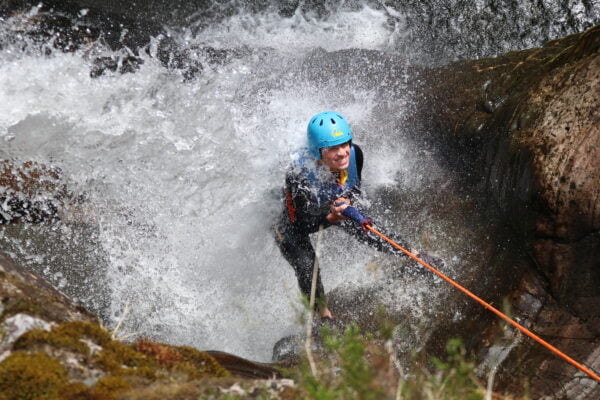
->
[13,321,112,355]
[95,350,124,374]
[13,328,87,354]
[88,376,132,400]
[95,339,229,382]
[122,365,158,380]
[58,382,88,400]
[175,346,230,378]
[131,339,229,379]
[10,321,163,384]
[2,320,229,398]
[97,340,156,375]
[58,377,133,400]
[119,382,206,400]
[58,320,113,346]
[0,351,68,400]
[1,298,47,319]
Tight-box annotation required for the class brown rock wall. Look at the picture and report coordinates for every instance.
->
[412,25,600,398]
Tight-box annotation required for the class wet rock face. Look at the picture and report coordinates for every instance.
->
[0,253,95,326]
[480,27,600,341]
[524,52,600,315]
[523,47,599,242]
[0,161,65,224]
[497,31,600,398]
[1,3,241,80]
[413,26,600,398]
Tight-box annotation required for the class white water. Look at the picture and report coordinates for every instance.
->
[0,5,442,360]
[191,5,404,53]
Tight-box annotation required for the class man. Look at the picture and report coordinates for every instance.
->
[274,111,416,319]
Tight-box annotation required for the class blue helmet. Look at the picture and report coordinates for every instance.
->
[307,111,352,159]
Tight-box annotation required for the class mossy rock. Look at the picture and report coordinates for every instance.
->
[13,321,112,355]
[0,298,48,320]
[6,320,231,398]
[56,376,133,400]
[133,339,231,379]
[0,253,96,324]
[97,339,156,376]
[0,351,68,400]
[88,376,132,400]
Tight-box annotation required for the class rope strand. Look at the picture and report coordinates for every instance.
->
[365,225,600,382]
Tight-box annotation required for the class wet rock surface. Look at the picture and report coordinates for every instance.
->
[1,1,240,80]
[4,0,598,64]
[1,160,65,224]
[411,25,600,399]
[0,252,95,327]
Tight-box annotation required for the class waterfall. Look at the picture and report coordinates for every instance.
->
[1,0,597,361]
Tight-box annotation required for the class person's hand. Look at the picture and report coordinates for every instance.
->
[326,197,350,223]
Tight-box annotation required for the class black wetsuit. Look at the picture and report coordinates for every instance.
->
[274,144,410,308]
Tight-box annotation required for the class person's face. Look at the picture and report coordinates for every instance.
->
[320,142,350,171]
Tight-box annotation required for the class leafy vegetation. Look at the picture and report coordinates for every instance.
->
[286,323,527,400]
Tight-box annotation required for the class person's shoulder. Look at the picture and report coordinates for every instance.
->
[352,143,364,162]
[288,148,315,171]
[352,143,363,155]
[352,143,364,176]
[285,148,313,179]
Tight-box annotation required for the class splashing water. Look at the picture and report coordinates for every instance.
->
[0,1,596,361]
[0,4,413,360]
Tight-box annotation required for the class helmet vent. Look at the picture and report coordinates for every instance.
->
[319,119,324,126]
[331,119,336,124]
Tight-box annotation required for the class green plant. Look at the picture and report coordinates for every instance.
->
[289,323,522,400]
[402,338,485,400]
[292,322,393,400]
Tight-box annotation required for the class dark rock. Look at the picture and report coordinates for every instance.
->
[22,13,99,52]
[272,334,301,363]
[0,161,65,224]
[90,55,144,78]
[3,2,253,82]
[0,253,96,326]
[207,351,283,379]
[2,5,250,81]
[410,25,600,398]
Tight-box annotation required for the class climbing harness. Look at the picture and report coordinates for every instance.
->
[340,206,600,382]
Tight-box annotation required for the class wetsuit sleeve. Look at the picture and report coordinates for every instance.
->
[284,169,331,233]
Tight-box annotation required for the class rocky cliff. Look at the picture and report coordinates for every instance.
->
[412,25,599,399]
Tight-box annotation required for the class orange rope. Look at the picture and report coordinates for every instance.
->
[365,225,600,382]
